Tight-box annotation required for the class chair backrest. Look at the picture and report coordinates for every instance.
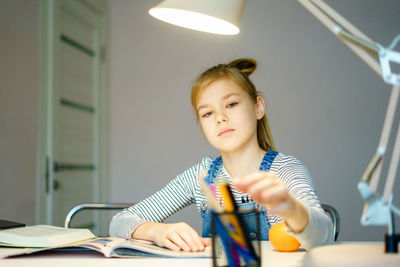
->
[321,203,340,241]
[65,202,134,229]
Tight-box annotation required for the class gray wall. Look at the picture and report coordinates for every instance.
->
[0,0,38,225]
[1,0,399,243]
[109,0,400,241]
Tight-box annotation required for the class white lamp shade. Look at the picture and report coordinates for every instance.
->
[148,0,246,35]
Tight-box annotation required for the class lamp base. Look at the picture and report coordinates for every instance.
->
[385,233,400,253]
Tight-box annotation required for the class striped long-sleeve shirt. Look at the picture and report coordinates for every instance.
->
[109,153,334,250]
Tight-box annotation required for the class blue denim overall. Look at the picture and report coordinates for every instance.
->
[200,150,278,240]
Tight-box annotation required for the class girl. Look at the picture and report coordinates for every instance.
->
[110,58,333,252]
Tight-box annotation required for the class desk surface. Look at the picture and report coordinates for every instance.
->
[304,242,400,267]
[0,242,305,267]
[2,241,400,267]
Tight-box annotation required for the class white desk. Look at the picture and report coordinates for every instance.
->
[2,241,400,267]
[0,242,305,267]
[303,242,400,267]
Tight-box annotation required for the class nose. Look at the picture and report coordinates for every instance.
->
[215,111,228,124]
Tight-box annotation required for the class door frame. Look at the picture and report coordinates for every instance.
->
[36,0,109,233]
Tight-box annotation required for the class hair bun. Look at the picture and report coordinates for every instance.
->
[228,58,257,76]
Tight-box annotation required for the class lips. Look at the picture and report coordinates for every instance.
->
[218,128,235,137]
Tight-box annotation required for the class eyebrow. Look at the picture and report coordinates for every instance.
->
[197,93,241,112]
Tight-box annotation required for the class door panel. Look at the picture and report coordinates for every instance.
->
[61,3,94,48]
[52,0,98,228]
[57,105,94,163]
[60,41,93,106]
[39,0,108,235]
[45,0,105,231]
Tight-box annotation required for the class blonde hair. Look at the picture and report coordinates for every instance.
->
[191,58,276,151]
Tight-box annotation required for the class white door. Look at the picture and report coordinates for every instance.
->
[38,0,108,235]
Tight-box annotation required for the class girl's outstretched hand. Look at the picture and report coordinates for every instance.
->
[233,171,290,212]
[232,171,309,233]
[132,221,209,252]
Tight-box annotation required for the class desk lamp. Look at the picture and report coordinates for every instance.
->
[148,0,245,35]
[148,0,400,253]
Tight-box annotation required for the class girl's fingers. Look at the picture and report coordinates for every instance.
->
[232,169,290,209]
[202,238,210,247]
[187,230,206,251]
[260,184,287,205]
[168,232,191,252]
[179,223,205,251]
[156,223,207,252]
[233,175,262,192]
[179,231,200,251]
[247,177,276,197]
[163,238,181,251]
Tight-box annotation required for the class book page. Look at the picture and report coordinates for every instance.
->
[0,237,127,258]
[70,237,126,257]
[0,237,215,259]
[112,238,213,258]
[1,225,73,237]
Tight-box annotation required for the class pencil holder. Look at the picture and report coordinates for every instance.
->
[210,209,261,267]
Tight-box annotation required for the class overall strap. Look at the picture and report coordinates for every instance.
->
[204,150,278,184]
[204,156,222,184]
[259,150,278,171]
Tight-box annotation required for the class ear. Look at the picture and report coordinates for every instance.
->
[255,96,265,120]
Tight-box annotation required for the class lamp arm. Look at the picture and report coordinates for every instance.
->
[298,0,400,229]
[297,0,382,76]
[333,26,378,57]
[361,147,384,183]
[384,98,400,201]
[369,85,400,192]
[297,0,394,193]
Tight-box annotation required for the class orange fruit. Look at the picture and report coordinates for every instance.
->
[269,222,301,252]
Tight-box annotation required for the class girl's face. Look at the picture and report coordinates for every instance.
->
[196,78,265,153]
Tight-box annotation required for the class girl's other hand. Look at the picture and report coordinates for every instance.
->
[233,171,290,212]
[132,221,209,252]
[232,171,309,233]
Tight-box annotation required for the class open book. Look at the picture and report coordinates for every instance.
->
[0,225,95,247]
[1,237,213,258]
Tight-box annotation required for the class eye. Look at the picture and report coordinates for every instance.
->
[201,111,213,118]
[227,102,238,108]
